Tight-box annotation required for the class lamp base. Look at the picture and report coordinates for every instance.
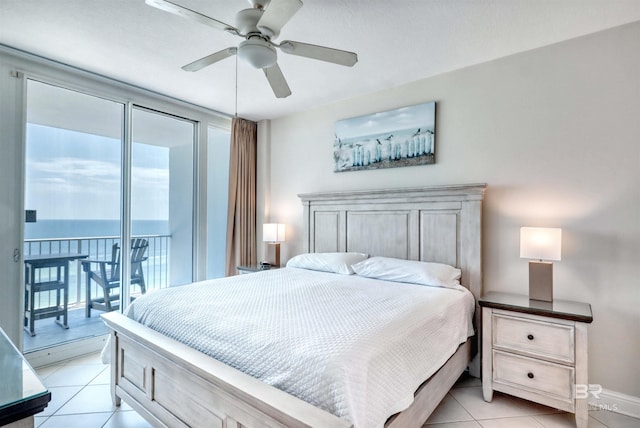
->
[529,261,553,302]
[265,243,281,267]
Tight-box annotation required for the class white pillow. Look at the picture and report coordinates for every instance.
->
[351,256,462,288]
[286,252,369,275]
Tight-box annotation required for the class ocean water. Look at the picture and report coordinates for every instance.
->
[24,219,172,300]
[25,219,169,240]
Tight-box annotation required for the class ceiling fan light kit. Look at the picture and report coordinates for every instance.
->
[146,0,358,98]
[238,38,277,69]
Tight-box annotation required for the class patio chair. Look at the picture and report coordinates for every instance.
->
[81,238,148,317]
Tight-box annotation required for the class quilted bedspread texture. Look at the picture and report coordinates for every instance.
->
[127,267,475,428]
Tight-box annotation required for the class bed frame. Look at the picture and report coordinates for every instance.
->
[101,183,486,428]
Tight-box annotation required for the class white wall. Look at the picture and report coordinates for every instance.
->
[261,22,640,397]
[206,127,231,279]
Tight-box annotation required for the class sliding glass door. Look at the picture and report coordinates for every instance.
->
[131,107,195,290]
[24,80,124,353]
[22,78,218,363]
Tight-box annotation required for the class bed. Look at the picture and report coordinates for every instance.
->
[101,183,486,428]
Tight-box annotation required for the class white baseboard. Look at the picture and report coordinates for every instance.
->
[588,388,640,419]
[25,334,108,368]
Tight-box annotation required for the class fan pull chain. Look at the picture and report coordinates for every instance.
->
[234,54,238,118]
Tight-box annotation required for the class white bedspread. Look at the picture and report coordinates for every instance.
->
[126,267,475,428]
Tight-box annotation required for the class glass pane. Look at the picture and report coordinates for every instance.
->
[206,126,231,279]
[24,80,123,352]
[131,108,195,289]
[0,329,48,409]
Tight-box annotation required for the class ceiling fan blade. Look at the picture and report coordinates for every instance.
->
[257,0,303,39]
[145,0,237,33]
[279,40,358,67]
[182,48,237,72]
[263,63,292,98]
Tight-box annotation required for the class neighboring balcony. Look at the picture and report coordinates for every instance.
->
[22,234,171,352]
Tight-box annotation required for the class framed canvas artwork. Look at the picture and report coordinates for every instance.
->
[334,101,436,172]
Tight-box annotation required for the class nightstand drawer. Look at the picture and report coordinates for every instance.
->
[493,313,574,364]
[493,350,574,401]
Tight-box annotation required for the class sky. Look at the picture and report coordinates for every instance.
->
[25,124,170,220]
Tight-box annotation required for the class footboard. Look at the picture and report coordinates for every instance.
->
[101,312,352,428]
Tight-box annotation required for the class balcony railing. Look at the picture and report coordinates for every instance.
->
[24,234,171,310]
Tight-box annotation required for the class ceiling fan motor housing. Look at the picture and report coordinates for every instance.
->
[235,8,263,35]
[248,0,271,9]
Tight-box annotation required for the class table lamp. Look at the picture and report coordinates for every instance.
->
[263,223,285,267]
[520,227,562,302]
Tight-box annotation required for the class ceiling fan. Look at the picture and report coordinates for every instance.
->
[146,0,358,98]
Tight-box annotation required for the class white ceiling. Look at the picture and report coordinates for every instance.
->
[2,0,640,122]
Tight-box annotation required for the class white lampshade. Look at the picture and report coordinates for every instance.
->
[520,227,562,261]
[263,223,285,242]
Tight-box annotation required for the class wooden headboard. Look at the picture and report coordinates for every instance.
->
[298,184,486,302]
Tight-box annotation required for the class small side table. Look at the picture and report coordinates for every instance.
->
[479,292,593,428]
[24,253,88,336]
[236,265,281,275]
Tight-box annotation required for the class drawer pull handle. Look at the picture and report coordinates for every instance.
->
[527,334,534,340]
[527,372,534,379]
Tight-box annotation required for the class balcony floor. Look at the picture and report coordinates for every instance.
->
[24,307,109,353]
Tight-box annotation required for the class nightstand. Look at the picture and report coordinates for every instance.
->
[479,292,593,428]
[236,265,280,274]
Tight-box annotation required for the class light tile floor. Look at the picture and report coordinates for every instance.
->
[34,353,640,428]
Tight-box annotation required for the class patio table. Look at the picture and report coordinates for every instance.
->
[23,253,88,336]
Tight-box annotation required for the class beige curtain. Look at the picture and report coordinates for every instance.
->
[225,117,258,276]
